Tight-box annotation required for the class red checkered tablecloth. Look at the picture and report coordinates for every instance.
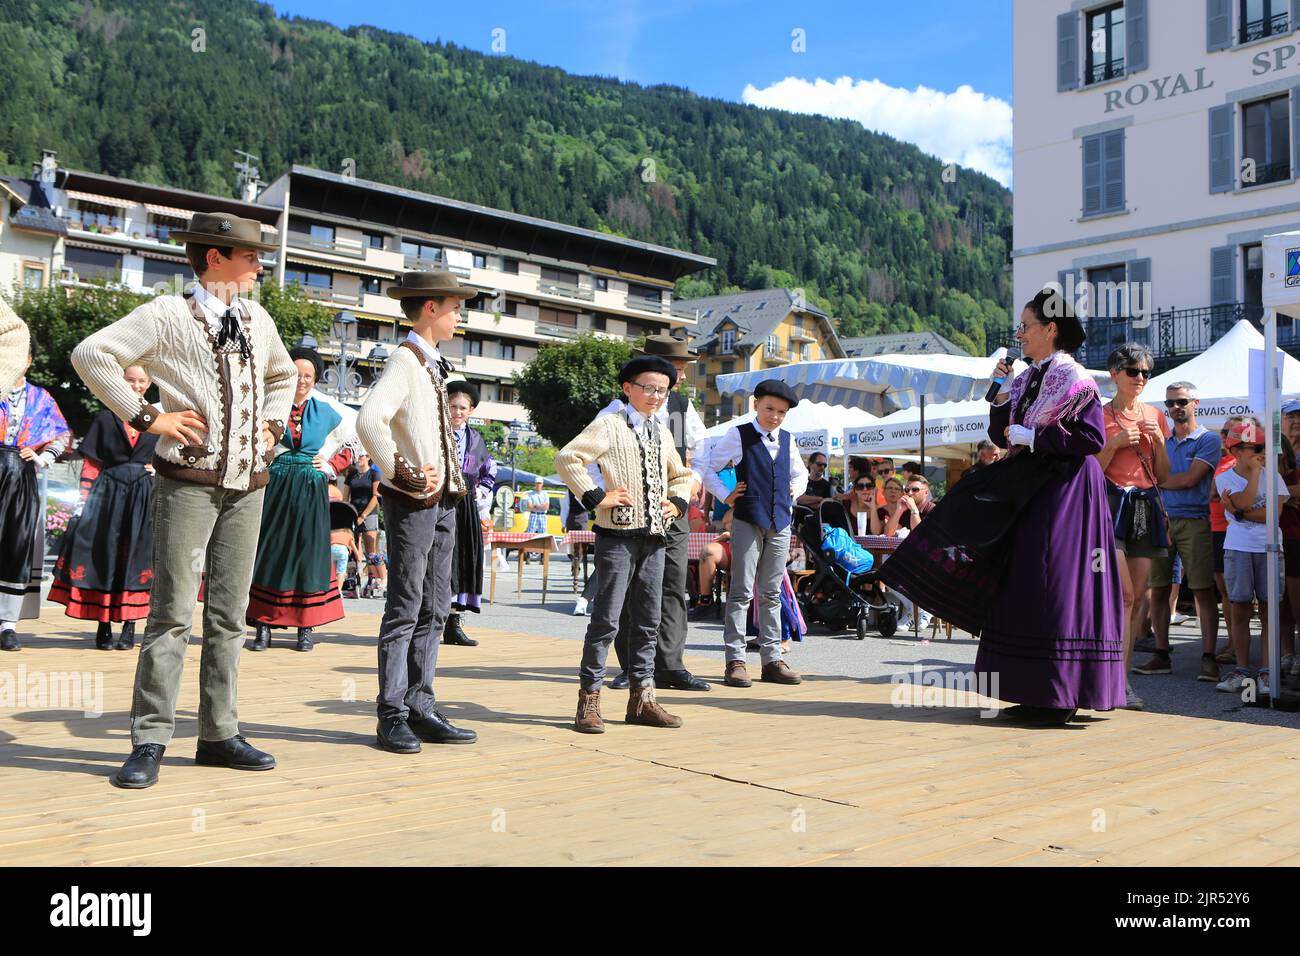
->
[487,532,558,546]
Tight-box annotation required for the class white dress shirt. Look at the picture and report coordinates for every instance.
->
[698,422,808,503]
[190,282,246,335]
[405,329,443,366]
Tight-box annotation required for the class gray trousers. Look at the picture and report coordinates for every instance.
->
[615,510,689,673]
[580,533,665,691]
[130,476,265,746]
[376,496,456,722]
[723,517,790,666]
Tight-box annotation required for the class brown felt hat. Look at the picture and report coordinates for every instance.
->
[385,269,477,300]
[640,333,698,360]
[169,212,279,252]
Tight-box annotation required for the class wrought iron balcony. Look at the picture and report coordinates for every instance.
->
[1078,303,1300,371]
[1242,12,1289,43]
[1085,57,1124,86]
[1241,161,1292,188]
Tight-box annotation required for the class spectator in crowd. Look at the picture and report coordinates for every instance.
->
[798,452,834,506]
[1097,343,1170,711]
[1215,418,1290,694]
[692,510,733,615]
[1136,382,1223,682]
[966,439,1001,475]
[845,470,881,535]
[902,474,935,525]
[1211,416,1245,664]
[345,452,385,598]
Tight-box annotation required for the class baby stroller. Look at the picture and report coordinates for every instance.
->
[329,500,362,599]
[793,500,898,640]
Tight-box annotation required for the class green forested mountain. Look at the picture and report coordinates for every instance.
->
[0,0,1013,353]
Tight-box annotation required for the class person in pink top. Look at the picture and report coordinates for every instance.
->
[1095,343,1170,711]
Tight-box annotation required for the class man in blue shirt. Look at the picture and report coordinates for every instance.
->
[1136,381,1223,682]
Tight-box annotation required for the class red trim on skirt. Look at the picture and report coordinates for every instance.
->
[244,569,345,627]
[48,580,151,622]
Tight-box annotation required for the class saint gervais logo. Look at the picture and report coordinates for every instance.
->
[1286,249,1300,288]
[49,886,151,936]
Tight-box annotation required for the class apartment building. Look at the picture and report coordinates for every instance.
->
[255,166,715,423]
[1017,0,1300,369]
[677,288,846,424]
[0,150,280,295]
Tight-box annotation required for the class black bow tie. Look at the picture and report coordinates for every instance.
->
[436,356,454,379]
[218,307,251,358]
[765,432,775,442]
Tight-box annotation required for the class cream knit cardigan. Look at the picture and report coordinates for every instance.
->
[72,294,296,491]
[356,342,466,506]
[556,412,692,536]
[0,298,29,395]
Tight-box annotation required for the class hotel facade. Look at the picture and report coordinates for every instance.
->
[1,154,714,424]
[1015,0,1300,369]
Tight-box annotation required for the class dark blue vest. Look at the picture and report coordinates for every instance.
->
[734,422,793,531]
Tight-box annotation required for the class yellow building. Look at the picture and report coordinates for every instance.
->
[679,288,846,424]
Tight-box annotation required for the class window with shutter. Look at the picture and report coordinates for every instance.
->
[1103,129,1126,212]
[1058,12,1080,92]
[1209,104,1236,192]
[1207,0,1233,51]
[1210,246,1236,305]
[1082,135,1103,216]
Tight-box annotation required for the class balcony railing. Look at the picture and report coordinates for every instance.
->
[1242,160,1292,188]
[404,252,472,277]
[1075,302,1300,371]
[626,294,665,313]
[1242,12,1289,43]
[537,277,595,302]
[299,284,363,307]
[1085,57,1125,86]
[536,321,580,340]
[289,232,366,260]
[764,343,799,364]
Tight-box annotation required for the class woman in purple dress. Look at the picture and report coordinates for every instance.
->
[881,289,1125,724]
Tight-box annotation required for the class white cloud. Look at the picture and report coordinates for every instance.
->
[741,76,1013,188]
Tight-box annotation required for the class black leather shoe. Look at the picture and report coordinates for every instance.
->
[608,670,630,690]
[114,743,165,789]
[195,734,276,770]
[247,624,270,652]
[0,629,19,652]
[96,622,114,650]
[295,627,314,652]
[376,717,422,754]
[408,710,477,744]
[656,669,711,691]
[113,621,136,651]
[442,614,478,646]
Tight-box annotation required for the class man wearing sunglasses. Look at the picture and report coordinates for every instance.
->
[1136,383,1223,682]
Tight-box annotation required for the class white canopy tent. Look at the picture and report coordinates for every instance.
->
[842,399,991,461]
[705,400,878,459]
[1143,319,1300,429]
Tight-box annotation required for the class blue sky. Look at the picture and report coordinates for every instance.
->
[272,0,1014,184]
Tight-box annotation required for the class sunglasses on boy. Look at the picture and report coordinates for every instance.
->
[1164,398,1193,408]
[1120,367,1153,380]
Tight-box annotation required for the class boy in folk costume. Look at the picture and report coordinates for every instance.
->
[73,213,297,788]
[698,379,808,688]
[555,356,694,733]
[0,339,72,651]
[357,270,478,754]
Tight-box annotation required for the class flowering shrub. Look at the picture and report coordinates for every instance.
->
[46,503,75,539]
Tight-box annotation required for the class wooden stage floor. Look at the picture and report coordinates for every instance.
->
[1,612,1298,866]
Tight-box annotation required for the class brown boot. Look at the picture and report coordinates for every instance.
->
[625,685,683,728]
[761,660,802,684]
[574,688,605,734]
[724,660,752,687]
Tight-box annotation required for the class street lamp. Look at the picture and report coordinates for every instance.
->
[313,310,388,403]
[504,419,537,493]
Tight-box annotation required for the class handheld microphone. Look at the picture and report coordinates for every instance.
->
[984,346,1022,403]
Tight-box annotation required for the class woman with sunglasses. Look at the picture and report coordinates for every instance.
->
[1096,344,1170,710]
[846,473,883,536]
[879,288,1126,725]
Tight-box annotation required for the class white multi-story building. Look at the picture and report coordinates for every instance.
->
[1015,0,1300,369]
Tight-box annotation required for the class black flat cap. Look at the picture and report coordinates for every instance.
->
[289,346,323,382]
[618,355,678,390]
[754,379,799,408]
[447,380,480,406]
